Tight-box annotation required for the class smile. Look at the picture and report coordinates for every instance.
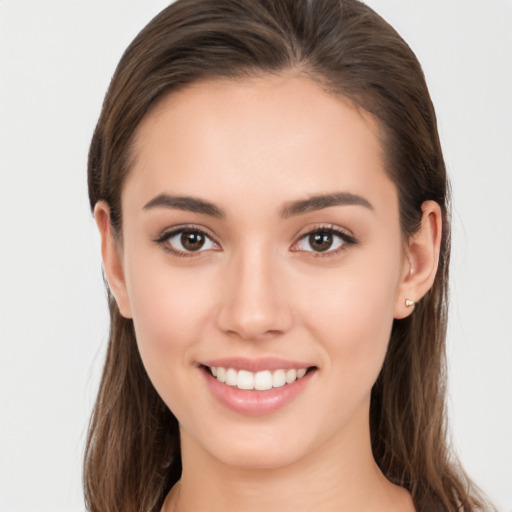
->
[200,359,317,415]
[208,366,308,391]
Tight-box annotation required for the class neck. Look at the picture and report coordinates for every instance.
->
[163,402,414,512]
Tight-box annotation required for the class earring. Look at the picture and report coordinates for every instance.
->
[405,299,416,307]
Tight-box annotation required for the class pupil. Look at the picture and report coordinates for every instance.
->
[310,232,332,252]
[181,232,205,251]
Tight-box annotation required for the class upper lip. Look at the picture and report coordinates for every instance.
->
[200,357,316,373]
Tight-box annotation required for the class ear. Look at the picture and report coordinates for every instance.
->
[94,201,132,318]
[394,200,443,319]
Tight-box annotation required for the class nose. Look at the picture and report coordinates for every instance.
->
[215,243,294,341]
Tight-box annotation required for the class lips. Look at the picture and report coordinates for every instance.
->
[201,357,315,373]
[199,357,317,415]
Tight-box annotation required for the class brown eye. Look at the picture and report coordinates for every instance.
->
[181,231,205,251]
[158,228,218,256]
[293,227,356,256]
[308,232,334,252]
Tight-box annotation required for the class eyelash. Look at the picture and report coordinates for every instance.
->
[292,225,359,258]
[154,224,359,259]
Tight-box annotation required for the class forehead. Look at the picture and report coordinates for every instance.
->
[126,73,396,217]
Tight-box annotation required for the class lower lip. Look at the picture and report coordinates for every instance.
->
[202,368,315,415]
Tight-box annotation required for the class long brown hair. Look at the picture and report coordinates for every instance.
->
[85,1,493,511]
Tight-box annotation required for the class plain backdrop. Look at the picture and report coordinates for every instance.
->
[0,1,511,511]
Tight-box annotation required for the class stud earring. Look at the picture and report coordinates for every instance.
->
[405,299,416,307]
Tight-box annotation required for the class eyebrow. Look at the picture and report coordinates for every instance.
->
[280,192,373,218]
[143,194,225,218]
[142,191,373,218]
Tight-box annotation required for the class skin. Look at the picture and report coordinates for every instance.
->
[95,72,442,512]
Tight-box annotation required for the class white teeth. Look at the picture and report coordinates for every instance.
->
[237,370,254,390]
[216,367,226,383]
[208,366,310,390]
[226,368,237,386]
[272,369,286,388]
[285,369,297,384]
[254,370,273,391]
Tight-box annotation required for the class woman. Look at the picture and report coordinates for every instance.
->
[84,0,494,511]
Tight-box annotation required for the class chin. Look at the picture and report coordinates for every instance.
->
[211,442,306,470]
[181,420,313,470]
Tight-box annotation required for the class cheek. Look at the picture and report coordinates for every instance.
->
[298,249,401,391]
[124,253,215,395]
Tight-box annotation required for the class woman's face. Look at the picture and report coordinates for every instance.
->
[109,74,412,468]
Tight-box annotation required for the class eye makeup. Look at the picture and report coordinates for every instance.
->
[291,224,359,259]
[153,222,359,259]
